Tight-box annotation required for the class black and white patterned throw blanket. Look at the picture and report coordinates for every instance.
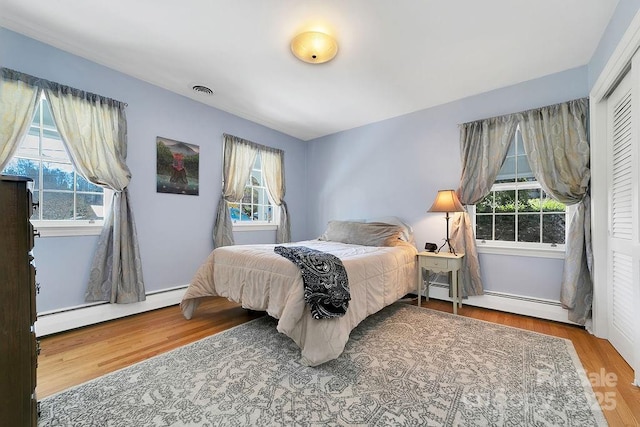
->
[274,246,350,319]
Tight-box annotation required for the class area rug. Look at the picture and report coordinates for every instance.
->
[38,304,606,426]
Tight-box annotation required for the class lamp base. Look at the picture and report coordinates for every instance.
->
[435,212,458,256]
[436,239,457,256]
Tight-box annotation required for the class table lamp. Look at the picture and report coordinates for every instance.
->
[428,189,465,255]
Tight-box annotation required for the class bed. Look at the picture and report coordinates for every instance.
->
[180,219,418,366]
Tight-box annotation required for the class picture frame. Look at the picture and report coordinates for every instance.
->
[156,137,199,196]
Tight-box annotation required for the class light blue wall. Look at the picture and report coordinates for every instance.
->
[0,28,308,313]
[305,67,589,301]
[304,0,640,303]
[3,0,639,312]
[588,0,640,88]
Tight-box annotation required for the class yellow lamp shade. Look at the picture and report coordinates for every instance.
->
[291,31,338,64]
[428,190,465,213]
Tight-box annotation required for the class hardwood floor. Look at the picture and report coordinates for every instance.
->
[37,297,640,425]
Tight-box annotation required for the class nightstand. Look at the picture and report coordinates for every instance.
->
[417,251,465,314]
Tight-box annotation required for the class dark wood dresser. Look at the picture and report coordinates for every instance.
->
[0,175,39,426]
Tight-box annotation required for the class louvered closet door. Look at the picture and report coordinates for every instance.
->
[607,70,638,367]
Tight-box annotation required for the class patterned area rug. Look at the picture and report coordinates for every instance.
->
[38,304,606,426]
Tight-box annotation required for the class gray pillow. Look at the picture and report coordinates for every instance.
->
[366,216,414,243]
[318,220,404,247]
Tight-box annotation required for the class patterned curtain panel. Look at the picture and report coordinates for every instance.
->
[43,84,145,304]
[43,84,131,190]
[1,68,144,304]
[518,98,591,324]
[85,189,145,303]
[213,134,258,248]
[262,147,290,244]
[0,68,42,169]
[451,115,519,296]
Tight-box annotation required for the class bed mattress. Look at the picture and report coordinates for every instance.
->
[181,239,417,365]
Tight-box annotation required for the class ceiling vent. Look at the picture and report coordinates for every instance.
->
[192,85,214,95]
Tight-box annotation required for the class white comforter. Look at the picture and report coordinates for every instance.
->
[181,239,417,366]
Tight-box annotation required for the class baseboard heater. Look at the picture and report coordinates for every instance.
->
[426,282,574,325]
[35,286,188,337]
[36,280,575,337]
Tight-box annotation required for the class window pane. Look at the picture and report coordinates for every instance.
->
[42,162,74,191]
[76,175,102,192]
[31,190,40,220]
[241,205,252,221]
[495,215,515,241]
[518,214,540,242]
[542,214,565,244]
[251,171,261,186]
[43,128,59,139]
[42,99,56,128]
[476,215,492,240]
[17,132,40,158]
[496,157,516,183]
[518,188,540,212]
[259,188,271,205]
[542,192,566,212]
[242,187,251,203]
[254,205,263,222]
[41,133,67,161]
[31,103,41,125]
[494,190,516,213]
[476,193,493,213]
[228,154,272,223]
[229,203,240,221]
[473,126,567,246]
[254,154,261,169]
[42,191,74,220]
[77,193,104,220]
[2,157,40,187]
[5,95,106,224]
[515,129,524,155]
[516,156,535,181]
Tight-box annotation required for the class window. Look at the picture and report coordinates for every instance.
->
[1,95,106,235]
[228,154,274,226]
[473,126,566,252]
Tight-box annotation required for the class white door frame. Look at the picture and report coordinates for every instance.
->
[590,9,640,386]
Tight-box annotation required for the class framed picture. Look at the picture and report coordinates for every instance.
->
[156,137,199,195]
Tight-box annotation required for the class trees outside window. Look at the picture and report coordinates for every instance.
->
[1,95,104,222]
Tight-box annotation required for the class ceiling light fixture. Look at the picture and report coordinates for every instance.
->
[192,85,214,95]
[291,31,338,64]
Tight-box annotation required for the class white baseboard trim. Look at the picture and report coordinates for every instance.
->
[35,286,188,337]
[424,283,577,325]
[35,282,576,337]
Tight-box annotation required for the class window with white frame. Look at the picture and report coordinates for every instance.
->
[228,154,274,225]
[1,94,106,230]
[474,126,566,248]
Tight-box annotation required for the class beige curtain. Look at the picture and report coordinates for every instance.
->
[261,147,290,244]
[43,83,145,304]
[213,134,258,248]
[451,115,519,296]
[1,68,143,303]
[518,98,591,324]
[0,68,42,169]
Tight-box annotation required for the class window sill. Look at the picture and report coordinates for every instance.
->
[232,223,277,232]
[31,220,104,237]
[476,242,565,259]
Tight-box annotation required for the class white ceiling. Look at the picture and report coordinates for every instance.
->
[0,0,619,141]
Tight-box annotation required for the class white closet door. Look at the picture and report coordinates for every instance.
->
[607,69,639,370]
